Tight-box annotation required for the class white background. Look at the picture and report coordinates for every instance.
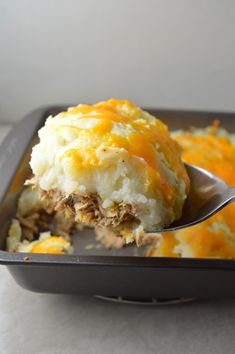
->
[1,0,235,122]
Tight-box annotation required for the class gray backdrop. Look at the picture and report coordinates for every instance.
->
[1,0,235,122]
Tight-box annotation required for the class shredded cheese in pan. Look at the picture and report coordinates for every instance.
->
[148,123,235,258]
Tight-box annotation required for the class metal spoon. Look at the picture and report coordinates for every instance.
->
[148,163,235,233]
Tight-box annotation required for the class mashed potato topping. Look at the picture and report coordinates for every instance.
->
[7,119,235,258]
[29,99,189,235]
[148,124,235,258]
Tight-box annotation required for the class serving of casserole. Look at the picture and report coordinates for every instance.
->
[1,105,235,298]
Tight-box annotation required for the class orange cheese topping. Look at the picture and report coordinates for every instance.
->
[58,99,189,202]
[174,133,235,187]
[147,233,178,257]
[151,124,235,259]
[28,236,69,254]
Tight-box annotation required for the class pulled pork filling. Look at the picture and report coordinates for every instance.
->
[15,203,75,244]
[26,177,158,248]
[24,179,161,248]
[8,99,189,252]
[29,99,189,240]
[7,183,161,252]
[45,189,138,229]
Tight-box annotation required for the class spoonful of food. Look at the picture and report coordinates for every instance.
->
[148,163,235,233]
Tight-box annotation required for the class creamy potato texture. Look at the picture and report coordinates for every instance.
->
[30,99,189,231]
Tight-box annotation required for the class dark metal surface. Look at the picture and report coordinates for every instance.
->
[1,106,235,297]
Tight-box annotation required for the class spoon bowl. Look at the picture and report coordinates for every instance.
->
[148,163,235,233]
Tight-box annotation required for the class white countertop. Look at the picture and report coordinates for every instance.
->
[1,125,235,354]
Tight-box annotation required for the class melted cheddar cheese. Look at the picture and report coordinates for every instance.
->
[57,99,189,201]
[30,99,189,231]
[149,124,235,259]
[16,233,71,254]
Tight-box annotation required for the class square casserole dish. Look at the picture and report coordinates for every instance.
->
[1,106,235,299]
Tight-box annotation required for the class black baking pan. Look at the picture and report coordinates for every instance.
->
[1,106,235,299]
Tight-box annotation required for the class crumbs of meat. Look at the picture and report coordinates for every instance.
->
[25,177,145,248]
[37,185,161,248]
[36,187,139,230]
[6,186,78,253]
[6,183,160,253]
[16,208,75,242]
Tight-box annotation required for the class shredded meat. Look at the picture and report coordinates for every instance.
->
[16,208,76,242]
[26,178,161,248]
[95,226,125,249]
[53,210,75,241]
[134,228,162,247]
[35,185,139,231]
[16,183,77,242]
[16,210,53,241]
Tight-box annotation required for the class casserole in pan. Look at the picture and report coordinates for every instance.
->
[1,106,235,298]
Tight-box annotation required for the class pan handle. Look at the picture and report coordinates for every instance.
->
[0,107,51,202]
